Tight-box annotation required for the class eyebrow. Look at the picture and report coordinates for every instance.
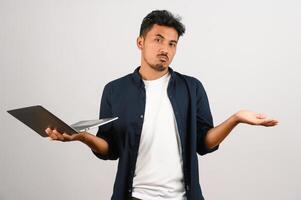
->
[155,34,178,44]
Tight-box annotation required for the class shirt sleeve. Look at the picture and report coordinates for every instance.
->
[92,83,120,160]
[195,80,219,156]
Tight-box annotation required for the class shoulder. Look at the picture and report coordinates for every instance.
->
[103,73,133,90]
[174,71,205,90]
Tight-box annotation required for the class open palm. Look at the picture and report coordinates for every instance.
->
[235,110,279,127]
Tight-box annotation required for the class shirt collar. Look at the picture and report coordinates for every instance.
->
[132,66,175,87]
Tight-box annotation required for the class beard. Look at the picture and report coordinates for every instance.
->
[142,52,170,72]
[145,58,168,72]
[150,63,166,72]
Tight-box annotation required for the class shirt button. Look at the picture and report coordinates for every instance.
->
[140,115,143,118]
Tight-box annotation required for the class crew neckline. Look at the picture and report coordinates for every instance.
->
[143,72,170,86]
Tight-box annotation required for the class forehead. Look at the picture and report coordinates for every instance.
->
[145,24,179,41]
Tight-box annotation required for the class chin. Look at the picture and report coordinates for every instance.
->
[152,64,168,72]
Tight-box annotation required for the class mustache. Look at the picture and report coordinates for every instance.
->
[157,53,169,60]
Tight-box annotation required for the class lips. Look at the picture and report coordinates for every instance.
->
[158,55,169,62]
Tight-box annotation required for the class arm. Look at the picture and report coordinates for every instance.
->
[204,110,279,149]
[45,83,119,159]
[45,128,109,157]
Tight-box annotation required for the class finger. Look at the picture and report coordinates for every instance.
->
[264,122,276,127]
[53,129,65,141]
[262,119,278,127]
[267,120,279,126]
[62,133,72,141]
[49,133,58,140]
[45,128,52,136]
[46,136,53,141]
[45,128,58,140]
[258,119,272,126]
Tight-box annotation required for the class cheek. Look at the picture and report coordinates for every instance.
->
[169,49,176,58]
[145,44,159,56]
[148,43,160,51]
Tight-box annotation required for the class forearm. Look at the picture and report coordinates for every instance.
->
[205,114,240,149]
[78,132,109,156]
[46,127,110,156]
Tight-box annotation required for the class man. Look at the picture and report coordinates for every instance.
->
[46,10,278,200]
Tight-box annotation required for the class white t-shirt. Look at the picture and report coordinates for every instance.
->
[132,72,186,200]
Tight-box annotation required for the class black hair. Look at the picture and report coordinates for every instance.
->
[139,10,185,38]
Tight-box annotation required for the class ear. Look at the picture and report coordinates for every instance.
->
[136,36,144,50]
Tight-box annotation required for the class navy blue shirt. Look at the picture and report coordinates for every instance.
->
[93,67,219,200]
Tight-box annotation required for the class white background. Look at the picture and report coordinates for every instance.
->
[1,0,300,199]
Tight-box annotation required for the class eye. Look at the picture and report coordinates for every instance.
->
[169,42,176,47]
[155,38,161,42]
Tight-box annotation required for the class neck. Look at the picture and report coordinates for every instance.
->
[139,62,169,81]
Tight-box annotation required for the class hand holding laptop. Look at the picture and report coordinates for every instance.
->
[7,105,117,156]
[45,128,84,142]
[7,105,118,137]
[45,126,110,156]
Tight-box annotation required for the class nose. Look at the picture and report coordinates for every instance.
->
[159,43,169,55]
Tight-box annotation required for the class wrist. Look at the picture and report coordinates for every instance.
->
[231,113,241,125]
[76,132,87,142]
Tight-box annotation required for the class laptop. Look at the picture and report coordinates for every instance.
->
[7,105,118,137]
